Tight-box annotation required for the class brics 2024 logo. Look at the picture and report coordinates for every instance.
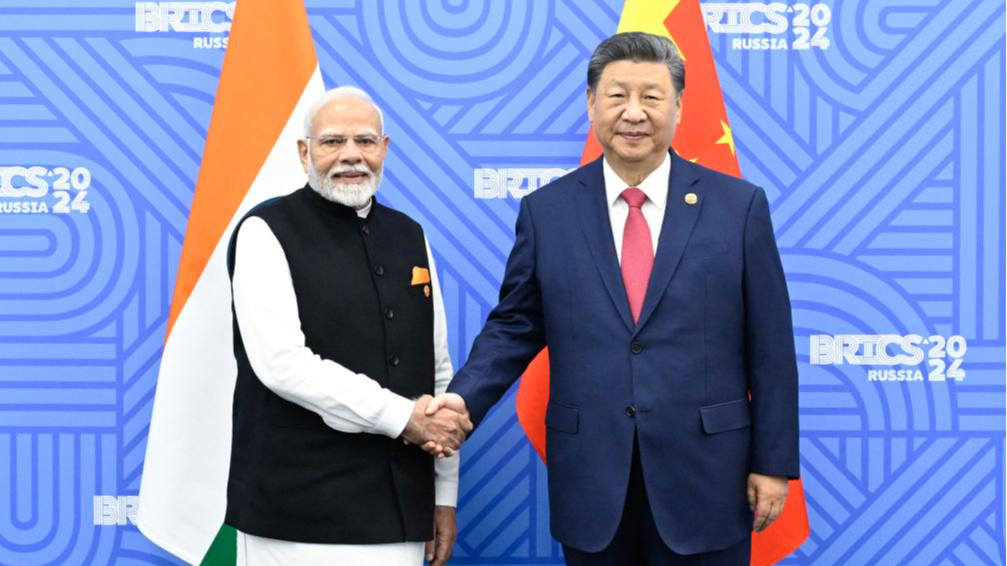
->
[810,335,968,382]
[93,496,139,527]
[135,2,233,49]
[473,168,575,199]
[0,166,92,215]
[702,2,831,51]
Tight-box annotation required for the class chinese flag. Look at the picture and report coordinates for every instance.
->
[514,1,809,564]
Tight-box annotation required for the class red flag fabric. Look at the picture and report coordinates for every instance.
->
[515,2,809,564]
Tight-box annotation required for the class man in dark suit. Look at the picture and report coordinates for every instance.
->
[426,32,800,565]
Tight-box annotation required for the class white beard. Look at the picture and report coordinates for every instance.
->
[307,158,381,209]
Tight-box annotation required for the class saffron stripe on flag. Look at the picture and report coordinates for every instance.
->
[137,1,324,564]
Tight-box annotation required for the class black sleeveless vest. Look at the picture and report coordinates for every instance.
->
[224,186,436,544]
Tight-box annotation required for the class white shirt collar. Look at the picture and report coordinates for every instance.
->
[603,151,671,211]
[356,198,373,219]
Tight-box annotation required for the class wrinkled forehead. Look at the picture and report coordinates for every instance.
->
[310,98,382,137]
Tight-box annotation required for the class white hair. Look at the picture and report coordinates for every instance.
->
[307,154,381,209]
[302,86,385,138]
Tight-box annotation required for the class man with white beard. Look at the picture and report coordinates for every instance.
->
[223,87,470,566]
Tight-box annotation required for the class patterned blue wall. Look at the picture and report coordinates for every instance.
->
[0,1,1003,565]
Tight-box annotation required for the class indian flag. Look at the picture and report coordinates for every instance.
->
[515,1,811,565]
[135,1,323,564]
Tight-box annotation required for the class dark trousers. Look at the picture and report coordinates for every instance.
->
[563,436,751,566]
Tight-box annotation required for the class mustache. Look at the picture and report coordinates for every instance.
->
[327,164,372,178]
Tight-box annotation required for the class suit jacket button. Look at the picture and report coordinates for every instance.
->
[361,225,370,236]
[385,306,395,320]
[626,405,636,417]
[374,264,384,276]
[630,342,643,354]
[389,354,400,366]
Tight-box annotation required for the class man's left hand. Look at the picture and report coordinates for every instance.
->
[425,505,457,566]
[747,473,788,532]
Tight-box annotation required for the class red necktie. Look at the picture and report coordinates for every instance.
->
[620,188,654,324]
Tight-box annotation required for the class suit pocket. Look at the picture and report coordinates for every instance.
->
[700,398,751,434]
[682,241,729,259]
[545,401,579,434]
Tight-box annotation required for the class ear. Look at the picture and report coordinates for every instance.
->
[674,94,683,125]
[586,87,596,124]
[297,139,309,173]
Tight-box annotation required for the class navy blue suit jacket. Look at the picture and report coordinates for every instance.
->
[448,151,800,554]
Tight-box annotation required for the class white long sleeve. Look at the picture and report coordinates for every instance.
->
[231,214,459,506]
[427,239,460,507]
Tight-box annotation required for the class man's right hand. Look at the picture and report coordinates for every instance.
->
[417,393,471,458]
[425,393,469,417]
[401,395,472,458]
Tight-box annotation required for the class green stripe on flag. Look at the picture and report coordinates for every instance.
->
[200,525,236,566]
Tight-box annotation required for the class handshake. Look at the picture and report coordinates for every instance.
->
[401,393,472,458]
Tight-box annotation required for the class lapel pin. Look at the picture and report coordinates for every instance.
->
[424,284,431,298]
[684,193,698,205]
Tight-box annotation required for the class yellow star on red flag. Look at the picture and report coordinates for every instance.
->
[716,120,736,156]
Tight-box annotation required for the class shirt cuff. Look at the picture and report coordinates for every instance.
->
[372,392,415,439]
[434,461,459,507]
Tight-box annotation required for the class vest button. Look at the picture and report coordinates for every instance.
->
[360,225,370,236]
[374,264,384,276]
[384,307,394,320]
[630,342,643,354]
[626,405,636,417]
[388,354,400,366]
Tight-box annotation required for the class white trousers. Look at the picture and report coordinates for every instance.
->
[236,530,425,566]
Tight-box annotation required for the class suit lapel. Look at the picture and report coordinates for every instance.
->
[574,157,635,333]
[633,152,702,335]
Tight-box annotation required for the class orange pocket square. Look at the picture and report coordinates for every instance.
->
[411,267,431,285]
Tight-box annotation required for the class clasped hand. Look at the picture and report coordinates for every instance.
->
[402,394,472,458]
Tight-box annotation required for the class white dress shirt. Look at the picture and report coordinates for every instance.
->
[230,198,456,565]
[603,151,671,263]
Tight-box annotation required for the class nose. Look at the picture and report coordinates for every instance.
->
[338,142,363,165]
[623,97,646,123]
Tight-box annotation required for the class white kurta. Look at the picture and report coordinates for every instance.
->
[230,199,457,565]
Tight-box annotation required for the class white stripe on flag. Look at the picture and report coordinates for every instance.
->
[137,68,325,565]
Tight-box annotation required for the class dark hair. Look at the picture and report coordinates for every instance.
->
[587,32,685,96]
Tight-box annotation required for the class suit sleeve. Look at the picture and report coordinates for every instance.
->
[743,187,801,479]
[447,196,547,428]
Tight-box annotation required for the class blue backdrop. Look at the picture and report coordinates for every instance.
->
[0,1,1004,565]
